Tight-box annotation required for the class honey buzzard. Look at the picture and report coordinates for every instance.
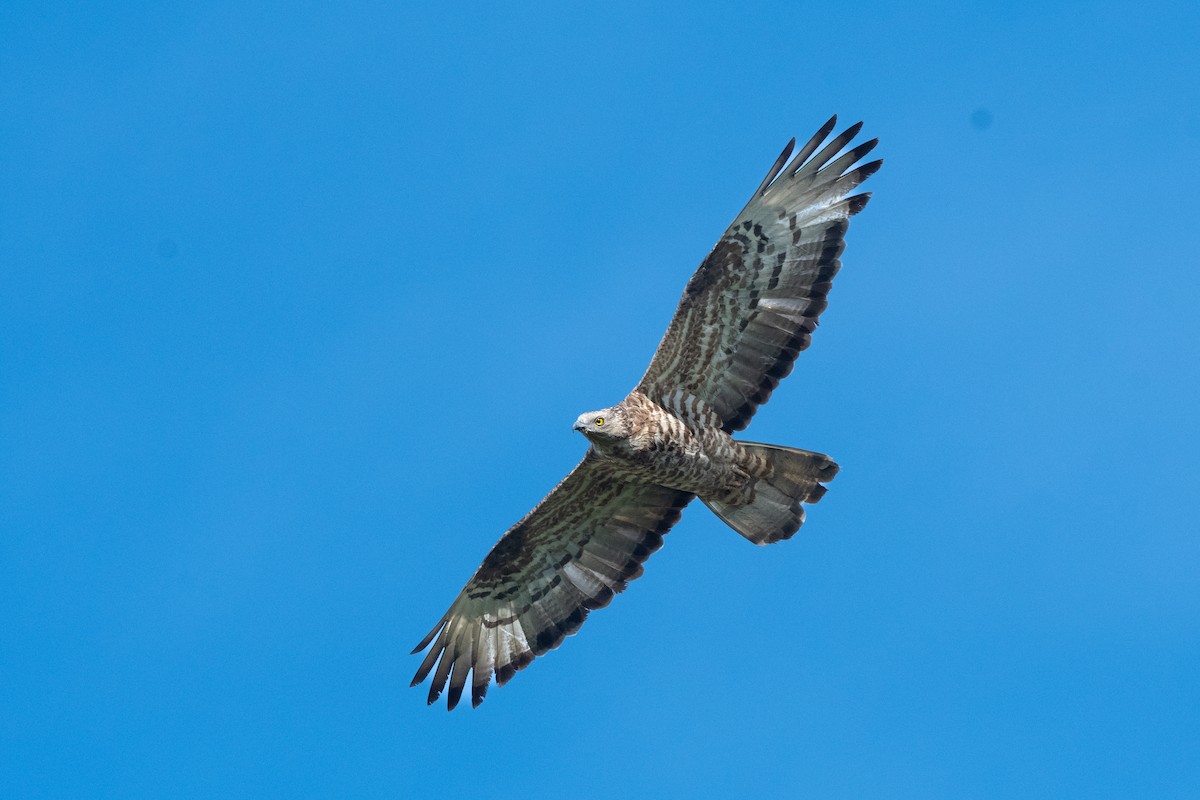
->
[412,117,881,709]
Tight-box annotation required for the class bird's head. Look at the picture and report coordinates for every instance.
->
[572,405,629,442]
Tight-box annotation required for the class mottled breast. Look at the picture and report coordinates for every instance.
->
[599,391,757,503]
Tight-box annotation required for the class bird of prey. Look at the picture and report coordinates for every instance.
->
[412,117,881,709]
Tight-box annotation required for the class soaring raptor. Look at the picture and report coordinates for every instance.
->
[412,117,881,709]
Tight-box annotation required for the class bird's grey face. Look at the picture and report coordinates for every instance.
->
[572,406,627,442]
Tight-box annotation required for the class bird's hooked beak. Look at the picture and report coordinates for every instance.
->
[572,411,599,435]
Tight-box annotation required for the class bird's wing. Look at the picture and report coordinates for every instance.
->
[411,452,693,709]
[637,117,881,431]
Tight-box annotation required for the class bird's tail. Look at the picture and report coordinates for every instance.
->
[701,443,838,545]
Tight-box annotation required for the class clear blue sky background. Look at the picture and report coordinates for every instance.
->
[3,2,1198,797]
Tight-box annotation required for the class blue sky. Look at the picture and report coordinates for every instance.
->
[2,1,1199,797]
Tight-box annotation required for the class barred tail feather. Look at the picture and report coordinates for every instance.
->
[702,443,838,545]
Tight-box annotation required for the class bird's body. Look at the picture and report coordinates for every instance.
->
[412,117,881,709]
[576,390,759,504]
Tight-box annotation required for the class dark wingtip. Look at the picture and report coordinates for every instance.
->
[858,159,884,180]
[496,651,535,687]
[495,664,516,687]
[411,617,447,655]
[789,116,840,173]
[533,626,564,655]
[756,136,798,197]
[852,138,880,165]
[846,193,872,215]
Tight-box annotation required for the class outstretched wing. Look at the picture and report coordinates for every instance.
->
[638,117,881,431]
[411,453,692,710]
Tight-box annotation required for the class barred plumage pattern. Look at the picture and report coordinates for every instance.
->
[412,117,880,709]
[638,117,880,432]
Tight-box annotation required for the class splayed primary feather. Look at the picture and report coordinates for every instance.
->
[412,117,881,709]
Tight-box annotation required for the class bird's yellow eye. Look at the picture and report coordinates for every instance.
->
[594,417,604,426]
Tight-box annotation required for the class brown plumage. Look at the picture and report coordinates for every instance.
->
[412,117,881,709]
